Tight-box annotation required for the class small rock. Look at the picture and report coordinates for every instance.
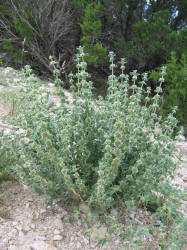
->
[54,229,61,235]
[61,210,68,218]
[40,209,46,214]
[29,241,57,250]
[84,237,89,244]
[11,229,18,236]
[2,237,8,243]
[53,218,63,228]
[115,239,120,245]
[177,135,186,142]
[48,83,55,87]
[12,221,18,227]
[19,231,24,237]
[25,203,30,208]
[35,236,46,241]
[22,225,30,233]
[110,208,118,217]
[53,234,63,241]
[30,223,36,229]
[76,231,82,237]
[90,243,97,249]
[18,247,31,250]
[77,219,82,226]
[76,242,82,248]
[90,224,107,241]
[182,176,187,182]
[8,245,18,250]
[34,211,39,219]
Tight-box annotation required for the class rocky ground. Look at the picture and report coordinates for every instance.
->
[0,67,186,250]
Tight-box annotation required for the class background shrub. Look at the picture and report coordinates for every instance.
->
[0,0,79,84]
[151,52,187,135]
[9,48,181,213]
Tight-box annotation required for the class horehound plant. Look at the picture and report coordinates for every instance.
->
[7,47,186,248]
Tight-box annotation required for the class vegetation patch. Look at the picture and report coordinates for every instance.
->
[3,47,186,249]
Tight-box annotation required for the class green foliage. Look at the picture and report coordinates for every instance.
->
[129,10,187,68]
[78,2,107,67]
[13,18,35,41]
[0,131,15,182]
[2,39,27,67]
[9,48,182,215]
[114,40,133,58]
[11,2,37,41]
[151,52,187,134]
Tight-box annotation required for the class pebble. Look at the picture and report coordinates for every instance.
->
[34,211,39,219]
[30,223,36,229]
[11,229,18,236]
[53,234,63,241]
[22,225,30,233]
[8,245,18,250]
[53,218,63,228]
[90,225,107,241]
[35,236,46,241]
[84,237,89,244]
[54,229,61,235]
[25,203,30,208]
[19,231,24,237]
[76,242,82,248]
[77,219,82,226]
[29,241,58,250]
[183,176,187,182]
[40,209,46,214]
[12,221,18,227]
[177,135,186,142]
[2,238,9,244]
[16,225,22,231]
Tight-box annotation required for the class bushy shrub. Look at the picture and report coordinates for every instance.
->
[11,47,181,213]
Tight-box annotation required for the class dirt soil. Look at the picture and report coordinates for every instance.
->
[0,67,186,250]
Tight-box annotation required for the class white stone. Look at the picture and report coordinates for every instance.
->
[29,241,58,250]
[54,229,60,235]
[90,224,107,241]
[18,231,24,237]
[40,209,46,214]
[177,135,186,142]
[183,176,187,182]
[76,242,82,248]
[53,234,63,241]
[35,236,46,241]
[12,221,18,226]
[25,203,30,208]
[83,237,89,244]
[30,223,36,229]
[8,245,18,250]
[11,229,18,236]
[22,225,30,233]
